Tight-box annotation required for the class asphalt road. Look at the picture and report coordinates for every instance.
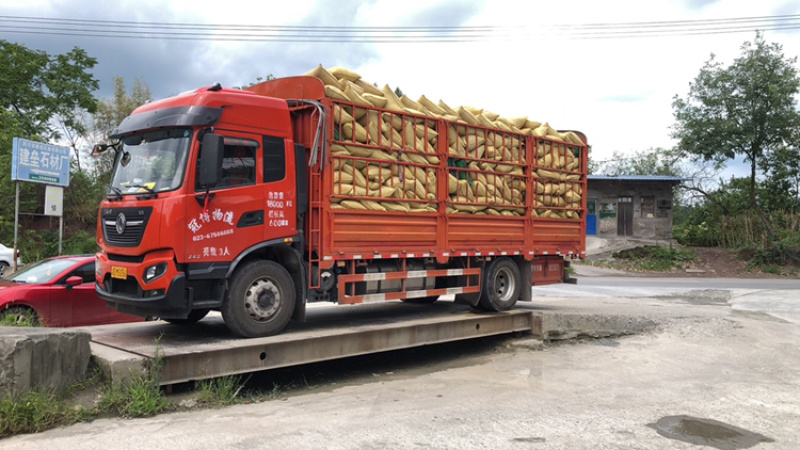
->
[3,276,800,450]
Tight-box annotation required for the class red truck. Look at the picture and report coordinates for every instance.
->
[94,74,587,338]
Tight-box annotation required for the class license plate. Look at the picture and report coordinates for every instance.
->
[111,266,128,280]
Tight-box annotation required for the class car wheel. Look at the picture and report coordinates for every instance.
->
[1,305,40,327]
[0,262,8,276]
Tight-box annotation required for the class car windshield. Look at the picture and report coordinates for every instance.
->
[110,128,192,194]
[5,259,75,284]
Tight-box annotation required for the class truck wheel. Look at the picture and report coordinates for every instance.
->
[478,257,521,311]
[163,308,209,325]
[222,260,295,338]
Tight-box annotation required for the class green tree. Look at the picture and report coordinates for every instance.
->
[91,78,151,181]
[597,147,682,177]
[671,32,800,237]
[0,40,98,140]
[0,41,99,247]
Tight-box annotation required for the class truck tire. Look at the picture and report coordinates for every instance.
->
[163,308,209,325]
[222,260,295,338]
[477,257,520,311]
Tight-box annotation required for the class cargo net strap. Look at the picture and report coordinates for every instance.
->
[330,101,439,213]
[446,123,526,216]
[532,139,583,219]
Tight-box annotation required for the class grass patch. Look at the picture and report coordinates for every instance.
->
[98,336,170,418]
[0,306,39,327]
[194,375,246,406]
[612,245,696,272]
[0,389,75,436]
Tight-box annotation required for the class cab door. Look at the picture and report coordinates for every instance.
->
[185,134,294,265]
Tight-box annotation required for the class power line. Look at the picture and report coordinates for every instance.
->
[0,14,799,43]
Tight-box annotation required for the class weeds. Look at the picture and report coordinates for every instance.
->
[0,306,39,327]
[195,375,246,406]
[0,390,67,436]
[611,245,696,272]
[98,335,170,418]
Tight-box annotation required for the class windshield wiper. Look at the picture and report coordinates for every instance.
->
[107,186,123,201]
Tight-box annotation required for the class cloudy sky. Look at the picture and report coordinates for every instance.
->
[2,0,799,166]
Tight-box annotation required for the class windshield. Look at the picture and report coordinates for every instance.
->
[110,128,192,194]
[5,259,75,284]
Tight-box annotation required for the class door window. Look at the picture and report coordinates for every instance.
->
[196,138,258,190]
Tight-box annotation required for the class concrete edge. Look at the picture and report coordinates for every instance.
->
[90,342,149,385]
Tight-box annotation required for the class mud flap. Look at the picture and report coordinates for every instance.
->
[518,259,532,302]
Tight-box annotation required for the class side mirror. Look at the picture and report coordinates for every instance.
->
[198,133,224,187]
[65,276,83,289]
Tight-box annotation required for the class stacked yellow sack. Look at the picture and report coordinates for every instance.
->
[303,64,584,218]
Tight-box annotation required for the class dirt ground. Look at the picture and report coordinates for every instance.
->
[592,242,799,278]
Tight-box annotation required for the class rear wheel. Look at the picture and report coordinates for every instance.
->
[222,260,295,338]
[163,308,210,325]
[0,262,9,276]
[477,257,521,311]
[1,305,40,326]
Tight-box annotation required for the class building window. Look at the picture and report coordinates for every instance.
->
[640,196,655,218]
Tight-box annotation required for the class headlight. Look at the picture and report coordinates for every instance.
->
[144,262,167,283]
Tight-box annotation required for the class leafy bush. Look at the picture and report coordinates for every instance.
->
[674,221,719,246]
[612,245,696,272]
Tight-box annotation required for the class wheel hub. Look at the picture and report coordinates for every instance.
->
[494,267,516,302]
[244,279,281,321]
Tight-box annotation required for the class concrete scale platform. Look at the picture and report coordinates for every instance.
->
[87,302,539,385]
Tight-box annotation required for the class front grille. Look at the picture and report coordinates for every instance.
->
[101,207,152,247]
[108,253,145,263]
[104,275,142,297]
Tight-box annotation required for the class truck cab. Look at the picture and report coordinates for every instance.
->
[95,84,307,336]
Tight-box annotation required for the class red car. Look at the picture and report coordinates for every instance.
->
[0,255,144,327]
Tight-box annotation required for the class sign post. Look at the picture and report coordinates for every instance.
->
[11,138,71,263]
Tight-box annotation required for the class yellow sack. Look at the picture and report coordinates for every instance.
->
[382,202,411,212]
[343,83,371,107]
[401,96,430,116]
[361,200,386,211]
[305,64,342,89]
[380,85,406,112]
[329,66,361,82]
[456,107,479,125]
[463,106,483,116]
[363,93,388,108]
[418,95,446,116]
[438,99,458,115]
[355,79,384,96]
[340,200,367,210]
[325,85,350,102]
[482,111,499,121]
[525,119,542,130]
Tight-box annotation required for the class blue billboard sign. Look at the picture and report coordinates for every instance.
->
[11,138,71,187]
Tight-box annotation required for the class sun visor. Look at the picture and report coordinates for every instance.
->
[109,106,223,139]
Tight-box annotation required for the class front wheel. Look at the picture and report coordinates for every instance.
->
[222,260,295,338]
[477,257,521,311]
